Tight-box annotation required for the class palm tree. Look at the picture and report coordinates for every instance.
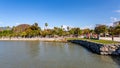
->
[108,26,114,41]
[67,26,70,31]
[45,23,48,30]
[34,22,38,27]
[6,26,10,30]
[61,25,63,29]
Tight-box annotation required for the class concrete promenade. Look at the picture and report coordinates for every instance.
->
[100,37,120,42]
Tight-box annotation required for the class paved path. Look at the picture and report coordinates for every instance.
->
[100,37,120,42]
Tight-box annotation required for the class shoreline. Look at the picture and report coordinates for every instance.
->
[68,40,120,55]
[0,37,120,42]
[0,37,67,42]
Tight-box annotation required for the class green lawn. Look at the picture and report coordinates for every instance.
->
[67,38,119,44]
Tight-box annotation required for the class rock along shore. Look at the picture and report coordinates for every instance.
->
[68,40,120,55]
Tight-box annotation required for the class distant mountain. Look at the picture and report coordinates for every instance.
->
[0,27,12,31]
[13,24,30,33]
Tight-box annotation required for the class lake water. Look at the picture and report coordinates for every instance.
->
[0,41,120,68]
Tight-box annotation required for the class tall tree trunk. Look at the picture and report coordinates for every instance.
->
[104,33,106,37]
[112,35,114,41]
[97,34,100,40]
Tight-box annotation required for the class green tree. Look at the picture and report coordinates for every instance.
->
[69,27,81,37]
[21,32,27,37]
[114,25,120,37]
[108,26,115,41]
[83,28,90,35]
[34,22,38,27]
[69,28,74,35]
[74,28,81,37]
[94,25,108,39]
[6,26,11,30]
[31,23,41,30]
[67,26,70,31]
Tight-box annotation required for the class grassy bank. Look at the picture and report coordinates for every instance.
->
[67,38,119,44]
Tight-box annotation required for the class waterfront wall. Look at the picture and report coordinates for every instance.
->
[68,40,120,55]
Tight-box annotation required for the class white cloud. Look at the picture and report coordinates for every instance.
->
[115,10,120,13]
[81,25,94,29]
[15,23,21,25]
[62,25,73,31]
[62,25,67,29]
[41,25,73,30]
[110,17,118,22]
[106,23,113,26]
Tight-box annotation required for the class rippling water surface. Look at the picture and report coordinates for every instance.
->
[0,41,120,68]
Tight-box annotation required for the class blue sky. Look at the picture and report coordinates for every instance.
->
[0,0,120,29]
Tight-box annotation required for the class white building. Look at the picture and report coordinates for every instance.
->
[113,21,120,26]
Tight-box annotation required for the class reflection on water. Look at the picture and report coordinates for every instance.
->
[0,41,119,68]
[111,56,120,66]
[25,41,40,57]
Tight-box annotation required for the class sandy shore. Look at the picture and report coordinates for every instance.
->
[1,37,119,42]
[0,37,67,42]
